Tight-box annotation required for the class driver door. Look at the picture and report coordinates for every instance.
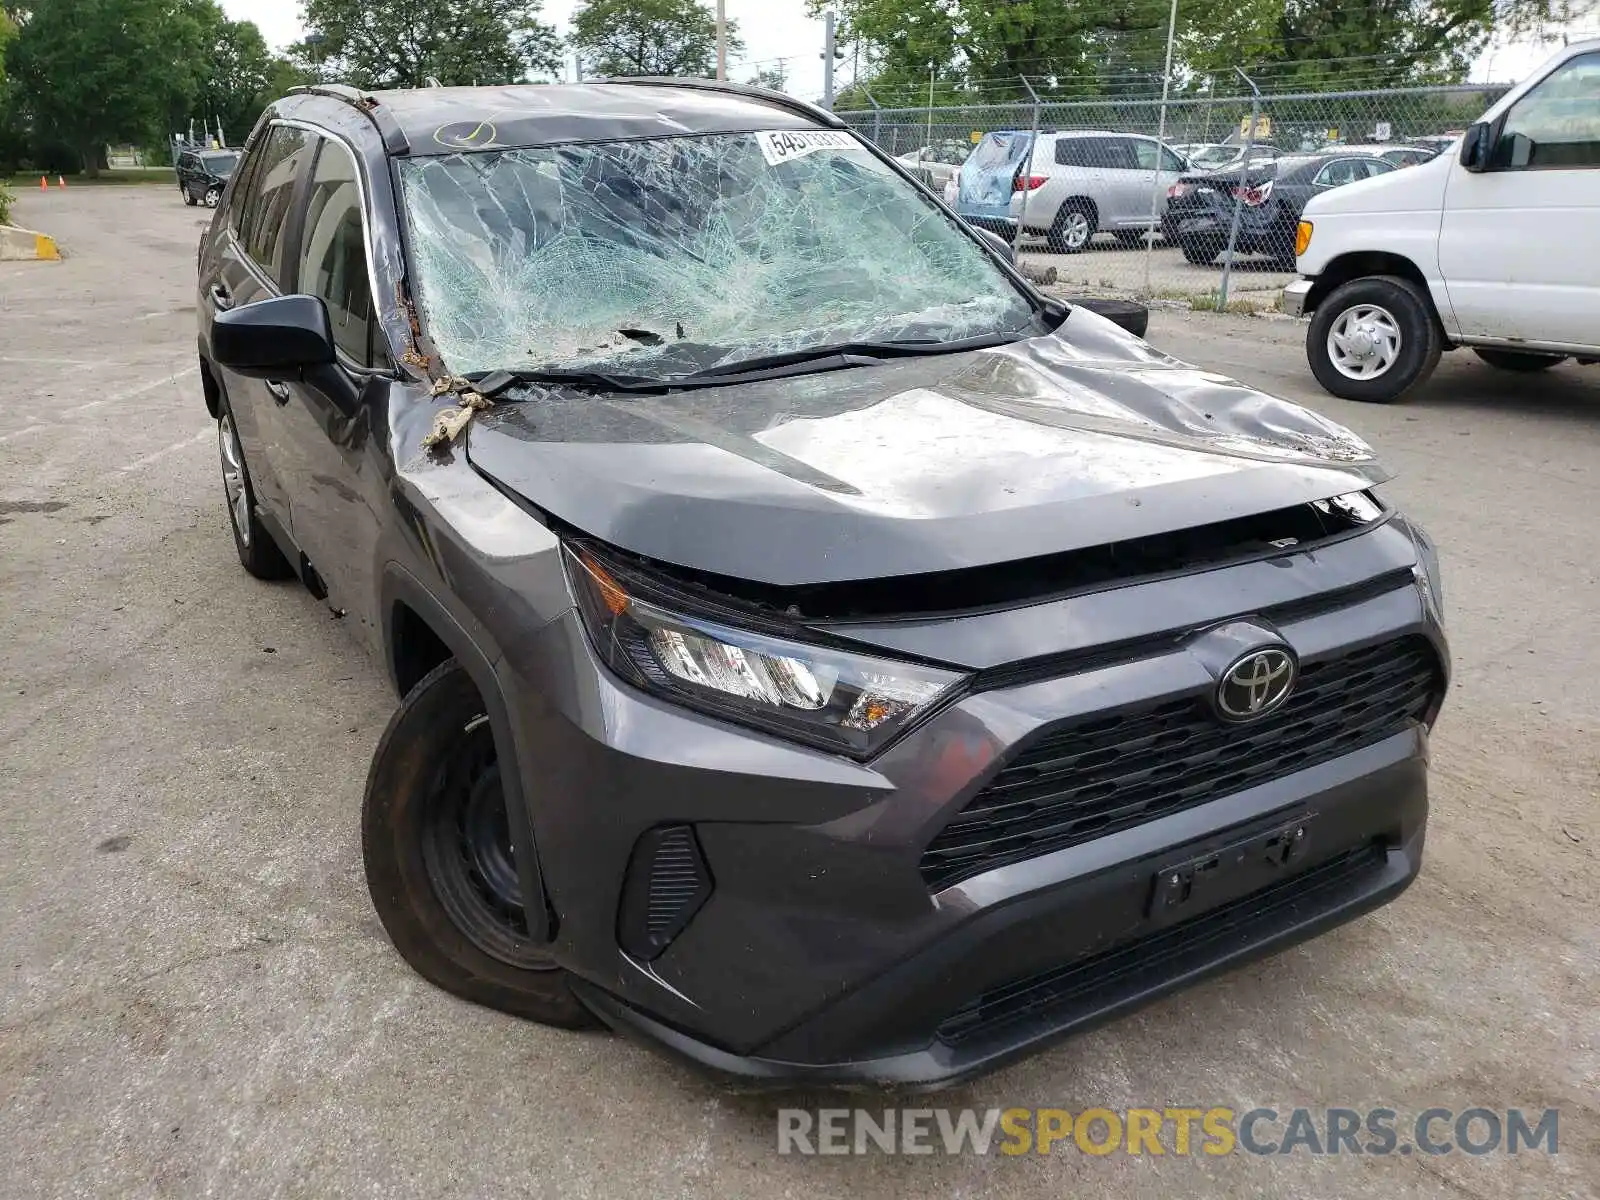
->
[1438,50,1600,346]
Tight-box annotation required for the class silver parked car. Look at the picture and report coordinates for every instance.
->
[957,130,1188,253]
[895,140,971,190]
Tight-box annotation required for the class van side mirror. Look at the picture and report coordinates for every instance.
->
[970,225,1017,264]
[1459,121,1494,172]
[213,294,336,378]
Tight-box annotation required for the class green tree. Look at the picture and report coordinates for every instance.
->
[571,0,743,78]
[7,0,212,175]
[300,0,563,89]
[194,16,276,146]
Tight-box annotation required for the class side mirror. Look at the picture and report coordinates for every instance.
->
[1459,121,1494,172]
[970,225,1017,264]
[212,294,336,379]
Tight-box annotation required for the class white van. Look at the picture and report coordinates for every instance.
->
[1284,39,1600,402]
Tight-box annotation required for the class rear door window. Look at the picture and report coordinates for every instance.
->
[240,125,314,286]
[298,138,376,366]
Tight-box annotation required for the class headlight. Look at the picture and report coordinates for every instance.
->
[1406,519,1445,618]
[564,546,966,758]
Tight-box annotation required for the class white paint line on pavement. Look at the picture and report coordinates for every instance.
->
[0,424,47,444]
[0,355,103,367]
[66,365,200,414]
[118,428,211,473]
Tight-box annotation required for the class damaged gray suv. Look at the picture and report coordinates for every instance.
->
[197,79,1448,1087]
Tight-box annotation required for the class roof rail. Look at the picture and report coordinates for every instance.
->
[598,76,846,130]
[283,83,410,155]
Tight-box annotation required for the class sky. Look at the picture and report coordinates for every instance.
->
[220,0,1584,102]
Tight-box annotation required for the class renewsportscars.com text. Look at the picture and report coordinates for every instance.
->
[776,1106,1559,1157]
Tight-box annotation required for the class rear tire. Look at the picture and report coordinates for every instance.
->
[1180,239,1221,265]
[1307,275,1442,403]
[1112,230,1148,248]
[363,660,594,1028]
[216,394,294,580]
[183,188,198,207]
[1473,348,1567,372]
[1047,201,1096,254]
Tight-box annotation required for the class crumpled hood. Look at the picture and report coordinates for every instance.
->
[466,308,1387,586]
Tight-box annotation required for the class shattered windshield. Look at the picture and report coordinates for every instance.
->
[397,130,1036,379]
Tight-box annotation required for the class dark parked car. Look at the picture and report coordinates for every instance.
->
[177,148,241,208]
[197,81,1448,1088]
[1162,153,1397,266]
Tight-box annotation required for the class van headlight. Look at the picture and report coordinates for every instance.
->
[564,545,966,758]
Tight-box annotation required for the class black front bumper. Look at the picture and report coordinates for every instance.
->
[504,523,1446,1089]
[573,738,1427,1089]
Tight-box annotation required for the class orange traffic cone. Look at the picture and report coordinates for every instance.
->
[39,176,47,191]
[57,176,66,189]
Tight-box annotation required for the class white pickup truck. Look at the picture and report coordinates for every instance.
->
[1284,38,1600,402]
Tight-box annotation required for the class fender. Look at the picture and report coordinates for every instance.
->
[379,560,556,944]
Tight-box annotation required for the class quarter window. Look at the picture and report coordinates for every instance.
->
[298,138,375,366]
[240,125,313,286]
[1494,51,1600,169]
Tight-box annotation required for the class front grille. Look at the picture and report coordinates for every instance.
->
[936,843,1386,1046]
[921,637,1441,890]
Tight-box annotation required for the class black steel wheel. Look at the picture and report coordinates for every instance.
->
[363,660,593,1026]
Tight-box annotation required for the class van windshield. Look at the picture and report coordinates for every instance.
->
[397,131,1036,379]
[202,152,239,176]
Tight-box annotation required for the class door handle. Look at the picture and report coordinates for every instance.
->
[209,283,232,311]
[266,381,291,404]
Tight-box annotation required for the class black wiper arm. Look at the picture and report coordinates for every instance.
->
[470,367,669,396]
[683,330,1027,381]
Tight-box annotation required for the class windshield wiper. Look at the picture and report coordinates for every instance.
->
[681,329,1030,382]
[470,329,1031,398]
[471,367,669,396]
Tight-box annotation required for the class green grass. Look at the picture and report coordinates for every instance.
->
[1149,287,1283,315]
[4,167,176,187]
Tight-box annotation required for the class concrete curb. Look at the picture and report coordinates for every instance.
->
[0,224,62,261]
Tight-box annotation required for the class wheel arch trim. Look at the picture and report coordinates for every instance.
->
[379,560,556,944]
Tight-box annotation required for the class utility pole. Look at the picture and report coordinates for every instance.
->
[822,12,837,109]
[716,0,727,81]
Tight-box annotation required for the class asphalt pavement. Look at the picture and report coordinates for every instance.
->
[1,187,1596,1199]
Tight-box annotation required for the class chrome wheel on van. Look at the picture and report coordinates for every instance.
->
[1327,303,1402,380]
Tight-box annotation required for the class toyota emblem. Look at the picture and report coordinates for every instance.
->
[1215,648,1297,721]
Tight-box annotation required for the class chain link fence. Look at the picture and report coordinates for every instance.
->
[839,83,1509,307]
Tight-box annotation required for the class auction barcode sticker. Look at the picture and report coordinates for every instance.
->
[755,130,859,166]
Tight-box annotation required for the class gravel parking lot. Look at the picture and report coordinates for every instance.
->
[1019,236,1297,304]
[2,187,1596,1200]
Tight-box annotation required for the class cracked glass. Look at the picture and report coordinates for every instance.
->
[397,131,1036,379]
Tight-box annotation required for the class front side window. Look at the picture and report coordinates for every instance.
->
[398,131,1036,379]
[1495,51,1600,169]
[241,126,313,285]
[299,138,374,366]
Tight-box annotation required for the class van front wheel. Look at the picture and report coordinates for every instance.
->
[1306,275,1442,403]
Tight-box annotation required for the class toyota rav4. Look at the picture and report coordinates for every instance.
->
[196,79,1449,1087]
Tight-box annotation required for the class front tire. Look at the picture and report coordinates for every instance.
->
[1473,348,1567,372]
[217,395,294,579]
[1307,275,1442,403]
[363,660,593,1028]
[204,185,222,208]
